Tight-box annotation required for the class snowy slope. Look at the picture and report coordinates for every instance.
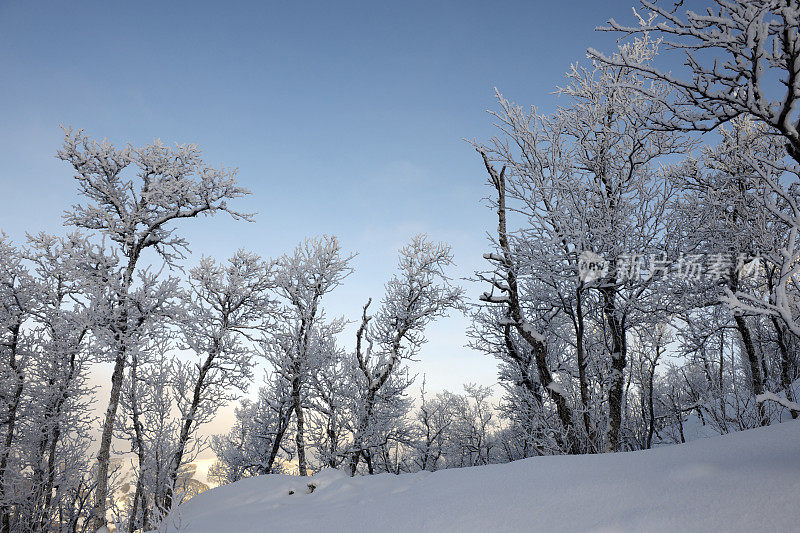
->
[164,421,800,533]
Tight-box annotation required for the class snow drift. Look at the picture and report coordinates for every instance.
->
[165,420,800,532]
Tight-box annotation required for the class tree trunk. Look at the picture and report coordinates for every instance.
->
[349,407,370,476]
[127,476,142,533]
[364,451,374,475]
[264,410,291,475]
[646,363,656,450]
[327,424,337,468]
[90,350,126,532]
[40,423,60,531]
[575,286,593,448]
[733,314,768,426]
[129,352,150,530]
[92,258,138,532]
[349,389,379,476]
[0,325,22,533]
[645,344,662,450]
[348,443,362,476]
[772,316,798,418]
[601,284,627,452]
[292,374,307,476]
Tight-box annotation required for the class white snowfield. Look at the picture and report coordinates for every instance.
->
[165,420,800,533]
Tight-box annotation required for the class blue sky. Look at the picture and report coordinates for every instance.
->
[0,0,640,395]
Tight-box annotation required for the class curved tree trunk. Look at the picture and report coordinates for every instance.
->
[480,151,578,453]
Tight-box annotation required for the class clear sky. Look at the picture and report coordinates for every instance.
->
[0,0,641,410]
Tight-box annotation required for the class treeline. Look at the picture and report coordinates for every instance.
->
[3,1,800,532]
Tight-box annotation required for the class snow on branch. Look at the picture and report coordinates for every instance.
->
[756,392,800,415]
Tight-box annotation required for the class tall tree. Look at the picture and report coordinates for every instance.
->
[164,251,273,510]
[264,236,353,476]
[0,236,35,533]
[348,236,462,475]
[475,35,690,452]
[56,127,250,531]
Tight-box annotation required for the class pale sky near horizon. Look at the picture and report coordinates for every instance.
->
[0,1,655,445]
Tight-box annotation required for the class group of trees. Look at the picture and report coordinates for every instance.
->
[471,0,800,457]
[2,1,800,532]
[0,141,463,532]
[209,0,800,487]
[208,235,463,483]
[0,129,255,532]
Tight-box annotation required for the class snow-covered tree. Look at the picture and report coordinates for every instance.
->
[474,35,691,452]
[472,148,583,454]
[347,236,462,475]
[263,236,353,476]
[163,251,273,509]
[56,127,251,531]
[594,1,800,358]
[628,323,671,449]
[306,334,353,470]
[442,384,497,468]
[0,236,36,533]
[668,116,795,425]
[209,372,294,483]
[0,234,99,532]
[412,378,456,472]
[22,233,96,532]
[119,346,178,532]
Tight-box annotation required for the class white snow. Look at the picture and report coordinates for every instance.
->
[163,420,800,533]
[546,380,567,397]
[757,391,800,413]
[519,320,545,343]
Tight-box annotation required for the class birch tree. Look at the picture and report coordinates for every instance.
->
[348,236,462,475]
[56,127,250,531]
[264,236,353,476]
[164,251,273,509]
[0,237,36,533]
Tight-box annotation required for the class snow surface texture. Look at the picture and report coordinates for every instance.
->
[163,421,800,533]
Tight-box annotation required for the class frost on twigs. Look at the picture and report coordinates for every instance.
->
[589,1,800,157]
[58,126,253,267]
[54,126,254,531]
[348,235,462,475]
